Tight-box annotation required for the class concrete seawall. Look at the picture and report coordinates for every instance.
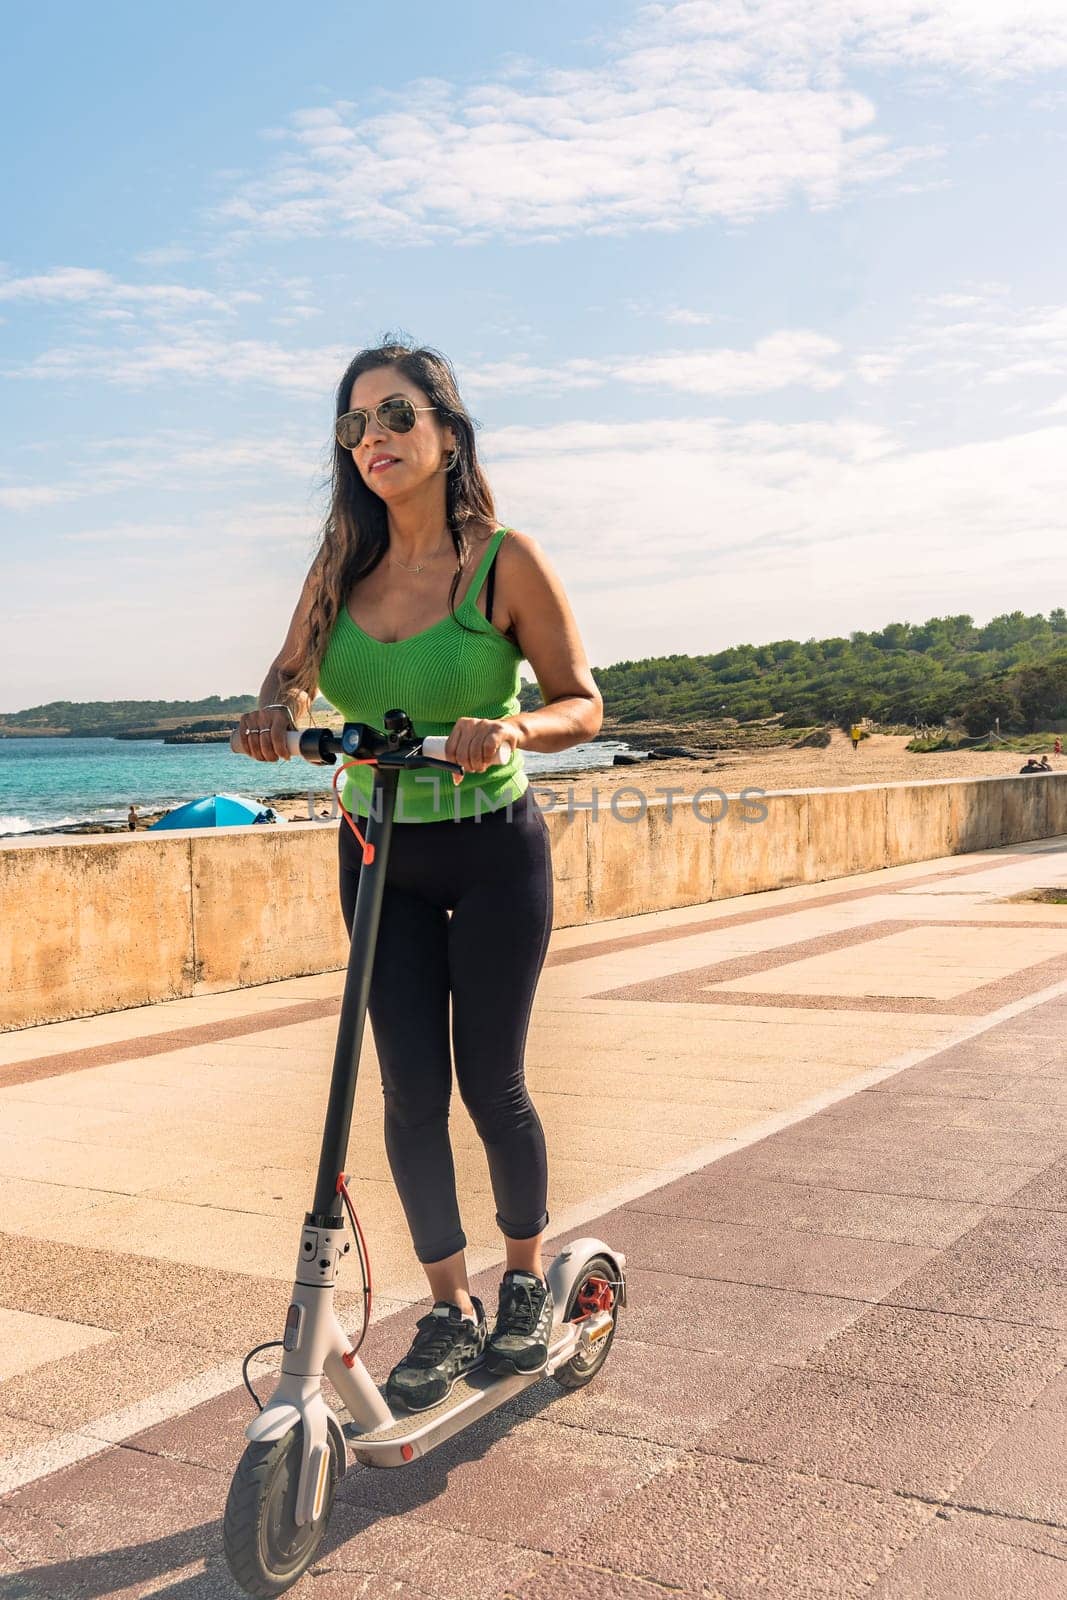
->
[2,772,1065,1032]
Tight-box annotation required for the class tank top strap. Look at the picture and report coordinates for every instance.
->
[465,526,510,610]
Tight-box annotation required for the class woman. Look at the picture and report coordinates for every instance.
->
[237,340,602,1412]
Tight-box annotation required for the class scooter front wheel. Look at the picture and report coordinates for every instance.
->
[552,1253,620,1391]
[223,1414,346,1597]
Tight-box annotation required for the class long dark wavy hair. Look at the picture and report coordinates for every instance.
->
[278,338,498,707]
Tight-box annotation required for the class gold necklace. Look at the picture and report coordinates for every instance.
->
[389,531,453,575]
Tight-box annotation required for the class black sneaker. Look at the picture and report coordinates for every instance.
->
[385,1298,487,1413]
[485,1270,554,1375]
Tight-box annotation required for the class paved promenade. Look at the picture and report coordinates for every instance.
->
[0,835,1064,1597]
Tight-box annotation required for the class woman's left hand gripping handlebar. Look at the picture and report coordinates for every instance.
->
[443,718,520,785]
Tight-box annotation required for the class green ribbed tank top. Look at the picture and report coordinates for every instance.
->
[317,526,529,823]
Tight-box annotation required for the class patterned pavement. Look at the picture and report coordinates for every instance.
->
[0,835,1064,1597]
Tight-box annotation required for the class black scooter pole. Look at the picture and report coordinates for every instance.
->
[307,762,399,1224]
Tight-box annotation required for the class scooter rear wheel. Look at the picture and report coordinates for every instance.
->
[223,1414,346,1597]
[552,1253,620,1391]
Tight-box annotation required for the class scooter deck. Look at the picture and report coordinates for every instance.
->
[344,1335,572,1467]
[350,1364,498,1442]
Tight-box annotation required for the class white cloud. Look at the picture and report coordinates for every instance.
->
[612,332,843,394]
[12,331,349,393]
[478,411,1067,658]
[662,309,725,326]
[60,503,318,550]
[857,294,1067,391]
[466,330,843,398]
[134,246,197,266]
[0,483,81,511]
[0,267,253,316]
[218,34,938,243]
[641,1,1067,84]
[0,431,325,513]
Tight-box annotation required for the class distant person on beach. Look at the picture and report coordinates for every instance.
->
[1020,758,1045,773]
[234,338,602,1408]
[1038,755,1051,771]
[850,724,861,750]
[127,804,138,831]
[1055,738,1062,756]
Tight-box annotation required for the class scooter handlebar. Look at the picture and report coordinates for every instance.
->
[229,727,512,764]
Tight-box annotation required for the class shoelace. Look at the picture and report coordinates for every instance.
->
[407,1312,475,1368]
[497,1280,542,1335]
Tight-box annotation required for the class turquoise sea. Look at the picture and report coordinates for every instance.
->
[0,736,636,835]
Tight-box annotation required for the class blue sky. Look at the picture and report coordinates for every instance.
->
[2,0,1066,710]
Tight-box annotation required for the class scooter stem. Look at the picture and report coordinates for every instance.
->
[309,762,399,1222]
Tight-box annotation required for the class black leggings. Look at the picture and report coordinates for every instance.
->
[338,787,554,1265]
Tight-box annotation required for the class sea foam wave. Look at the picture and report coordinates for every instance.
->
[0,814,80,834]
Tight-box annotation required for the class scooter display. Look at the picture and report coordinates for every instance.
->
[222,709,626,1597]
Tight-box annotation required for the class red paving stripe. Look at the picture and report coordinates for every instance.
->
[0,997,341,1088]
[671,972,1067,1013]
[0,850,1047,1089]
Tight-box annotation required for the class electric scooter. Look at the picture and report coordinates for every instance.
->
[222,710,627,1597]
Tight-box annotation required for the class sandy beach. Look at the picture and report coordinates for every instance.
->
[6,728,1061,838]
[531,728,1061,800]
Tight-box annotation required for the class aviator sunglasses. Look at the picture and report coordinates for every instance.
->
[335,396,438,450]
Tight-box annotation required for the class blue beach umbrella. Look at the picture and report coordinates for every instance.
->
[149,793,270,830]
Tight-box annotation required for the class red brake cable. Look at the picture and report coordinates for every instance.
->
[332,758,377,864]
[336,1171,372,1355]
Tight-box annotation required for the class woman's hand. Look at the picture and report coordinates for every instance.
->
[236,707,293,763]
[444,718,520,783]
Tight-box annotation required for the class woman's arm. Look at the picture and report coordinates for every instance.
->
[498,530,603,754]
[238,560,322,762]
[438,530,604,774]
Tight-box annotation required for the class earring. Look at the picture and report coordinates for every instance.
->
[443,446,460,472]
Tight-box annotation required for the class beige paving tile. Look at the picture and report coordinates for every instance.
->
[137,1165,401,1223]
[0,1308,113,1382]
[530,1090,736,1139]
[0,1076,322,1128]
[135,1121,324,1167]
[0,1101,137,1144]
[0,1177,128,1231]
[723,926,1067,1000]
[0,1132,225,1195]
[528,1065,799,1110]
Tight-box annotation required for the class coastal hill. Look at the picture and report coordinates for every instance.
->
[573,608,1067,731]
[2,608,1065,742]
[0,695,259,739]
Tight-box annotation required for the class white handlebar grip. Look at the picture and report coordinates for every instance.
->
[421,735,513,764]
[228,726,302,756]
